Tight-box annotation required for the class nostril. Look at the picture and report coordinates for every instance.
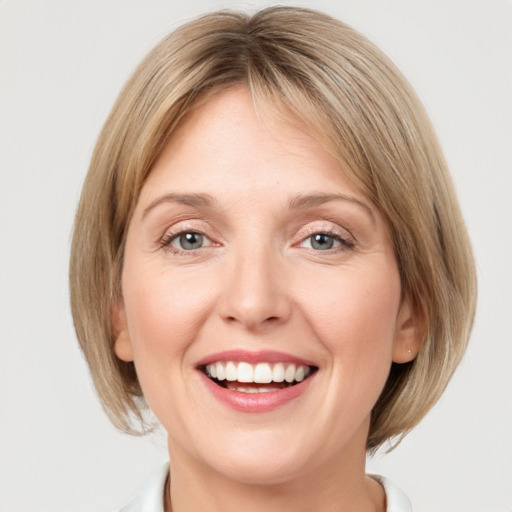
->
[223,314,283,328]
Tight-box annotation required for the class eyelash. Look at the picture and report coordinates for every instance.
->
[160,229,207,256]
[159,223,219,256]
[297,227,355,252]
[159,226,355,255]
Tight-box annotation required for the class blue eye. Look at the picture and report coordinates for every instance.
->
[169,232,210,251]
[312,234,336,250]
[299,231,352,251]
[307,233,340,250]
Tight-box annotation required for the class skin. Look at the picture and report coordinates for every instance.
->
[113,86,420,512]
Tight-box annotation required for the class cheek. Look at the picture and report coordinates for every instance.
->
[299,259,401,374]
[120,263,219,428]
[121,262,216,364]
[307,263,399,323]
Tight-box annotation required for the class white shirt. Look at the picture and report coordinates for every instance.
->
[117,463,412,512]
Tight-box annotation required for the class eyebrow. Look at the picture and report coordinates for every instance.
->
[288,193,375,223]
[142,191,374,223]
[142,193,216,218]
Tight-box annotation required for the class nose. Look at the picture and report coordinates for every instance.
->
[218,245,292,332]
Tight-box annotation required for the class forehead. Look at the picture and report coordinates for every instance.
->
[139,86,363,203]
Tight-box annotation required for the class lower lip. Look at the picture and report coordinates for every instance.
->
[198,371,314,413]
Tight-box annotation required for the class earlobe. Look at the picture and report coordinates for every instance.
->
[112,301,134,362]
[392,297,423,364]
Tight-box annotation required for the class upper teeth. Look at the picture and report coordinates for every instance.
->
[205,361,311,384]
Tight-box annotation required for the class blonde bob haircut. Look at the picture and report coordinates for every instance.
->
[70,6,476,451]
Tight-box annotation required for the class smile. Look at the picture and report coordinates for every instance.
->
[202,361,315,393]
[196,350,318,412]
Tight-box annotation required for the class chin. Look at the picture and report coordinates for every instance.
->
[198,430,316,485]
[214,455,308,486]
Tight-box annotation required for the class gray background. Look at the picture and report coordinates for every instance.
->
[1,0,511,511]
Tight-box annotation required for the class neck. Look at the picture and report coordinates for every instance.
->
[165,425,385,512]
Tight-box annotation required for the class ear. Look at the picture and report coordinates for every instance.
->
[112,301,134,362]
[392,296,423,364]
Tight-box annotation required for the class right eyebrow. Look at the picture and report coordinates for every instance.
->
[142,193,216,219]
[288,192,375,225]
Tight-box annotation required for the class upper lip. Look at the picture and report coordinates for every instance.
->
[196,349,317,368]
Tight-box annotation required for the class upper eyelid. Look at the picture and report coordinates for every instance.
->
[157,221,218,250]
[162,226,213,241]
[160,219,215,236]
[162,229,211,242]
[294,221,355,242]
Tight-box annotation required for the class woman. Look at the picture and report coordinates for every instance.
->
[70,7,476,511]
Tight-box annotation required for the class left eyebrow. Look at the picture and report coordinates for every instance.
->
[288,193,375,224]
[142,193,217,219]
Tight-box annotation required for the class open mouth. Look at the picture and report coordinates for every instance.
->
[200,361,318,393]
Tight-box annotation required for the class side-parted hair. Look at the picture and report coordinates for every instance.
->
[70,6,476,451]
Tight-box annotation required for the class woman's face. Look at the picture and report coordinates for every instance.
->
[114,87,417,484]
